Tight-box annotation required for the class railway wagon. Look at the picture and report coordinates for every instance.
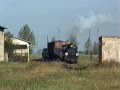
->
[48,40,70,59]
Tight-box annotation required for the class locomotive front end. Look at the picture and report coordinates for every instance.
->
[63,44,79,63]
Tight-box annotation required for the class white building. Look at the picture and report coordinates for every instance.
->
[10,38,31,62]
[0,26,7,62]
[99,36,120,63]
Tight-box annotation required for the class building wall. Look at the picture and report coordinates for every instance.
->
[13,49,29,62]
[99,36,120,63]
[0,31,4,62]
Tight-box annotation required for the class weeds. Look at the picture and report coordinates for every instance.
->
[0,55,120,90]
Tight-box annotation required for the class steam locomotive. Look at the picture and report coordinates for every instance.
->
[42,40,79,63]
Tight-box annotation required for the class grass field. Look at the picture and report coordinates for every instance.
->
[0,55,120,90]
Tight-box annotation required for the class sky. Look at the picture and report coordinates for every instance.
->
[0,0,120,51]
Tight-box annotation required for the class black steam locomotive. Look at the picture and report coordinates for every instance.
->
[42,41,79,63]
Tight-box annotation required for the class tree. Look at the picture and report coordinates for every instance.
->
[84,37,93,55]
[93,42,99,55]
[4,31,14,58]
[18,24,36,54]
[5,31,14,39]
[51,36,56,42]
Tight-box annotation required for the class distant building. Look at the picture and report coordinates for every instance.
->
[99,36,120,63]
[0,26,7,62]
[10,38,31,62]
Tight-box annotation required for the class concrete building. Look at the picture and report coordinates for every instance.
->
[10,38,31,62]
[0,26,7,62]
[99,36,120,63]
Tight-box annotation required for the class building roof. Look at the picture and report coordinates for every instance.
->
[10,38,32,46]
[54,40,64,42]
[49,40,64,43]
[0,26,7,31]
[99,36,120,39]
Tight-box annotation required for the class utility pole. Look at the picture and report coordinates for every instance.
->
[56,27,60,41]
[97,29,99,56]
[35,34,39,56]
[56,27,61,58]
[47,35,49,43]
[37,35,38,54]
[36,29,39,55]
[88,29,92,61]
[47,35,49,48]
[97,29,99,40]
[88,29,90,56]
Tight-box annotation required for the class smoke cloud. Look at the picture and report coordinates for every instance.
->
[75,11,112,32]
[68,11,113,43]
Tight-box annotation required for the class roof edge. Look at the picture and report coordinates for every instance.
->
[0,26,7,29]
[99,36,120,39]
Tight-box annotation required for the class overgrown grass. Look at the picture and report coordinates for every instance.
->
[0,55,120,90]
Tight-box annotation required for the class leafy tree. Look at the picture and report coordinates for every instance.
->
[4,31,14,58]
[93,42,99,55]
[5,31,14,39]
[18,24,36,54]
[84,37,93,55]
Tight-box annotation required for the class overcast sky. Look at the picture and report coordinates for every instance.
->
[0,0,120,51]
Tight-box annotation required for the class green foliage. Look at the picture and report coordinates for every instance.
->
[4,31,14,58]
[84,38,93,55]
[5,31,14,38]
[93,42,99,55]
[18,24,36,54]
[4,39,14,58]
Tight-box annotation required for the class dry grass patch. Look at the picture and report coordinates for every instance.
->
[0,55,120,90]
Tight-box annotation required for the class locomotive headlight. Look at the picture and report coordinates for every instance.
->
[76,53,79,56]
[70,45,73,47]
[65,52,68,56]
